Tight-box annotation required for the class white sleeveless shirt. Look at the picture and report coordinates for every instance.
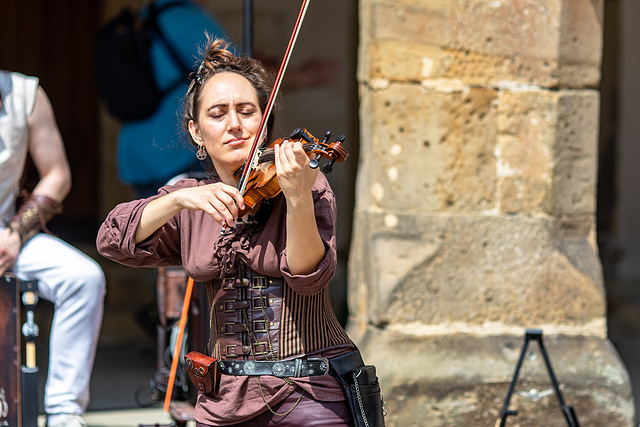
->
[0,71,39,224]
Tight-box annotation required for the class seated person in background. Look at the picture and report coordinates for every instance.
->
[0,70,106,427]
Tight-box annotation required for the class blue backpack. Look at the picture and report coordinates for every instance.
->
[94,1,191,121]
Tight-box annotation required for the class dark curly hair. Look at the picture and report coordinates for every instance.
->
[183,36,276,168]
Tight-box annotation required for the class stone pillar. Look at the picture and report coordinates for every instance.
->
[350,1,633,425]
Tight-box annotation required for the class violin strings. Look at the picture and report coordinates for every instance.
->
[257,143,318,164]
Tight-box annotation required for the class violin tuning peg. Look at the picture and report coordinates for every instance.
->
[289,128,313,142]
[289,128,304,139]
[322,159,336,174]
[309,158,320,169]
[336,134,346,142]
[322,131,332,143]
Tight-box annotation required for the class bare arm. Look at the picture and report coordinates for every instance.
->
[0,86,70,274]
[28,87,72,201]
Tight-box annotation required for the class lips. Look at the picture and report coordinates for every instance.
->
[225,137,248,146]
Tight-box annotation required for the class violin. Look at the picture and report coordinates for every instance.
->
[237,128,348,217]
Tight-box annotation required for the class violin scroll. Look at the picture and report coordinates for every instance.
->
[283,128,348,174]
[320,134,346,173]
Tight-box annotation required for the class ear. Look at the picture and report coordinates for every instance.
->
[188,120,203,145]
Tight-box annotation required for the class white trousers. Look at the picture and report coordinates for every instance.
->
[10,230,106,416]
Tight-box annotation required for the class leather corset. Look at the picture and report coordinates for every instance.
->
[208,262,283,361]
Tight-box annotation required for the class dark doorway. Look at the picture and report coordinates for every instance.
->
[598,0,640,419]
[0,0,101,242]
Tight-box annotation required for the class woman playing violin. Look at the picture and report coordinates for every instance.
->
[97,38,357,426]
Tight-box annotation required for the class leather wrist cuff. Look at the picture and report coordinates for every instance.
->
[8,194,62,246]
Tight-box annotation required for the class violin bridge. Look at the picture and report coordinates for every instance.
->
[252,149,263,169]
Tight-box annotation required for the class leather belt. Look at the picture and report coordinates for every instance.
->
[218,358,330,377]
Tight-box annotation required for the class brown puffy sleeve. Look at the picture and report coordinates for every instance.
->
[96,189,183,268]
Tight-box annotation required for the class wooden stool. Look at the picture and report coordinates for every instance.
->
[1,273,39,427]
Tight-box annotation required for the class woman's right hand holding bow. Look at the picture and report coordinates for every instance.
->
[135,182,246,244]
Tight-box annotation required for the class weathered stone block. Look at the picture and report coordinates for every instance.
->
[360,0,602,88]
[445,48,559,88]
[496,89,599,217]
[366,41,452,81]
[361,0,562,87]
[363,39,561,87]
[349,211,605,330]
[553,90,600,216]
[558,0,604,87]
[497,90,557,215]
[451,0,563,87]
[361,83,497,213]
[371,1,452,46]
[453,0,562,59]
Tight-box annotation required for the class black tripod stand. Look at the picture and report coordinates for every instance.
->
[498,329,580,427]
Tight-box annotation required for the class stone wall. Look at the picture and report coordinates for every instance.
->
[351,1,634,425]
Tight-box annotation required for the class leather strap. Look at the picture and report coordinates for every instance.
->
[218,357,330,377]
[328,350,365,385]
[8,194,62,246]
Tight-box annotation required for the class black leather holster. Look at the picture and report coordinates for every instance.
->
[329,350,386,427]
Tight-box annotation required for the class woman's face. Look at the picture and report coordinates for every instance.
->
[189,72,263,181]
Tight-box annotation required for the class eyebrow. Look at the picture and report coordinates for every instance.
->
[206,101,257,112]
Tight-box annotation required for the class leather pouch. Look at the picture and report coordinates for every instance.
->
[184,351,220,396]
[330,351,386,427]
[343,365,386,427]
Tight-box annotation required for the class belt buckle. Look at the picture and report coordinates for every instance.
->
[252,295,268,309]
[222,278,235,290]
[253,320,268,333]
[307,357,329,376]
[251,276,269,289]
[223,322,238,335]
[223,299,236,312]
[224,344,237,357]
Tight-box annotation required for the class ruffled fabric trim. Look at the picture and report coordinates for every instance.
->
[214,219,258,277]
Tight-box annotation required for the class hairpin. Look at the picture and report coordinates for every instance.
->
[187,61,206,93]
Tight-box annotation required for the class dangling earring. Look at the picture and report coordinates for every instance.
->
[196,144,207,160]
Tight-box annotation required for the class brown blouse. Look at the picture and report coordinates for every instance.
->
[96,173,354,425]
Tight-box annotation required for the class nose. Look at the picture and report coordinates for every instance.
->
[228,111,242,132]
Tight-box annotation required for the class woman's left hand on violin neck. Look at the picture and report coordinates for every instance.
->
[273,138,319,207]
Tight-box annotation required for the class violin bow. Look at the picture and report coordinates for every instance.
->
[237,0,311,196]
